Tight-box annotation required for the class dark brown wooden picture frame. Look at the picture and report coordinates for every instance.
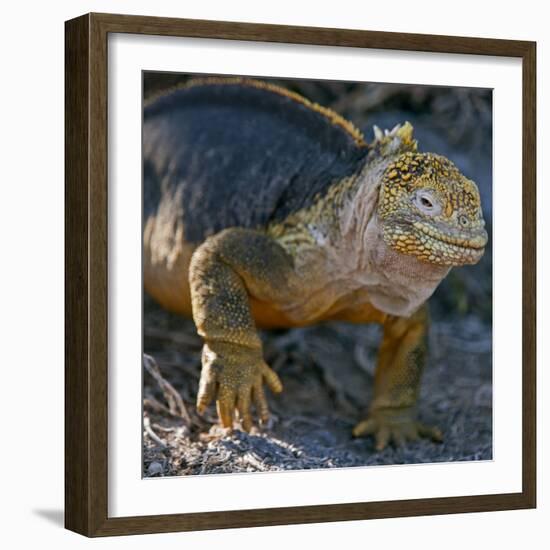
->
[65,12,536,537]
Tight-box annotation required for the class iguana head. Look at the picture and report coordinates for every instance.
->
[377,150,488,267]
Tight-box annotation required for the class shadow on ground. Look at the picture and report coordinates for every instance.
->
[143,295,492,477]
[33,509,64,527]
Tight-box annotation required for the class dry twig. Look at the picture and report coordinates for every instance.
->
[143,415,167,449]
[143,353,192,424]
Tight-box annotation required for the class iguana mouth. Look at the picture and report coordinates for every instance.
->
[413,221,488,251]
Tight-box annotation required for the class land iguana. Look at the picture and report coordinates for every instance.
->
[143,77,488,450]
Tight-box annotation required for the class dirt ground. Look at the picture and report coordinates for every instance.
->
[143,295,492,477]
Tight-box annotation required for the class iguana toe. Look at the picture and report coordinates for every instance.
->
[353,407,443,450]
[196,342,283,432]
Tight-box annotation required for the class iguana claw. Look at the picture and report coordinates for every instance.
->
[352,407,443,451]
[196,341,283,432]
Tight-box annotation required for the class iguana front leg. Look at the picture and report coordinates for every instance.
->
[189,228,296,431]
[352,305,443,450]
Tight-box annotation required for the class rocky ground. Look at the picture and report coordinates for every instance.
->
[143,296,492,477]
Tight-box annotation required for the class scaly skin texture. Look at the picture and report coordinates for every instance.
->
[144,78,488,449]
[352,305,443,449]
[379,151,487,266]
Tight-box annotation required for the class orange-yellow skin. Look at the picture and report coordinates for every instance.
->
[146,225,444,449]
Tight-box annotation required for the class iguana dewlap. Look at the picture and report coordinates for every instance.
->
[143,78,488,449]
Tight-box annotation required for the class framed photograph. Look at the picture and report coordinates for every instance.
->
[65,12,536,537]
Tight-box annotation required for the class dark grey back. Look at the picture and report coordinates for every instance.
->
[143,81,368,243]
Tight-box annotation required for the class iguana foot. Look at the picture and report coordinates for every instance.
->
[196,342,283,432]
[352,407,443,451]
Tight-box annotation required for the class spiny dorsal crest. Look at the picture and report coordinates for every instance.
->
[370,121,418,158]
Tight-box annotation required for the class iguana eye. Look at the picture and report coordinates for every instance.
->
[420,196,433,208]
[413,190,441,216]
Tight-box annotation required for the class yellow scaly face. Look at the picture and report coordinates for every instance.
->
[378,152,488,266]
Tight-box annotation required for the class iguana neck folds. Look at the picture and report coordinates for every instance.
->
[268,153,450,319]
[268,121,487,319]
